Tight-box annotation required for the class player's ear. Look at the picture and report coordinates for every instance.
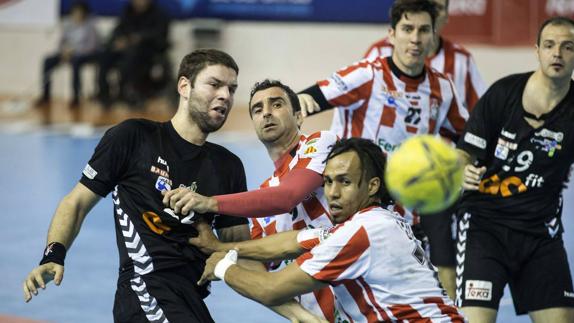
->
[178,76,190,100]
[368,177,381,197]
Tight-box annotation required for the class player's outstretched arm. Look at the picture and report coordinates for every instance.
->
[211,222,326,322]
[23,183,101,302]
[199,252,327,309]
[164,168,324,219]
[190,222,304,261]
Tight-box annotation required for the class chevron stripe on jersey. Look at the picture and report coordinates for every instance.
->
[250,131,339,323]
[130,276,169,323]
[296,207,464,323]
[113,187,154,276]
[363,37,486,111]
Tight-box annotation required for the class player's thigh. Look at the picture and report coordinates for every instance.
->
[511,237,574,315]
[529,307,574,323]
[460,306,497,323]
[455,213,508,310]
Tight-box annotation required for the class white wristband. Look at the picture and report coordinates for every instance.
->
[214,249,238,281]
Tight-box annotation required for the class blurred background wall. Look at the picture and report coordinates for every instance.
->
[2,0,570,110]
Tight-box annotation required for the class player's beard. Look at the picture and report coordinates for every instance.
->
[188,94,227,134]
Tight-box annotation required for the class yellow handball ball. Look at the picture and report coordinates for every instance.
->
[385,135,464,214]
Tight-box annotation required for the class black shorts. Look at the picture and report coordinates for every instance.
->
[113,264,214,323]
[420,209,457,267]
[454,211,574,315]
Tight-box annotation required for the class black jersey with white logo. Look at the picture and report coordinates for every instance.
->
[457,73,574,236]
[80,119,247,284]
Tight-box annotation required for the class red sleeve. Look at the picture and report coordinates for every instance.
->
[215,168,323,218]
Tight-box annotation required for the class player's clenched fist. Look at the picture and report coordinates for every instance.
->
[23,263,64,302]
[462,164,486,191]
[162,187,218,215]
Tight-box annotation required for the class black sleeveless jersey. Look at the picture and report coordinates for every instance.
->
[457,73,574,236]
[80,119,248,284]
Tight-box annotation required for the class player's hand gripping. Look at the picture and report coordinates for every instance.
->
[189,221,225,255]
[162,187,217,215]
[297,94,321,117]
[197,251,229,285]
[23,263,64,302]
[462,164,486,191]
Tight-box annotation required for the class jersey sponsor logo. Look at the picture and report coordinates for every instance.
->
[83,164,98,179]
[535,128,564,142]
[377,138,399,154]
[479,174,527,197]
[331,74,348,92]
[304,145,317,155]
[150,166,169,178]
[142,211,172,235]
[524,173,544,188]
[495,138,517,160]
[157,156,169,171]
[155,176,172,192]
[464,132,487,149]
[494,144,509,160]
[501,129,516,140]
[530,137,562,157]
[465,280,492,301]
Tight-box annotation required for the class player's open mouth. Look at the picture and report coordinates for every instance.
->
[263,123,276,129]
[329,204,342,213]
[212,106,227,117]
[551,63,563,69]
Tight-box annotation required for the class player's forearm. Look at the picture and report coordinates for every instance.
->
[216,169,323,218]
[224,265,291,306]
[46,195,89,248]
[231,230,304,262]
[242,260,316,320]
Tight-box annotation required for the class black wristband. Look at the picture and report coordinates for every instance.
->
[39,242,67,266]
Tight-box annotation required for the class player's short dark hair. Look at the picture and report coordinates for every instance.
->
[177,49,239,87]
[70,1,91,16]
[248,79,301,118]
[326,138,393,206]
[390,0,438,31]
[537,16,574,46]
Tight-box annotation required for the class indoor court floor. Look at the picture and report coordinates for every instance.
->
[0,124,572,323]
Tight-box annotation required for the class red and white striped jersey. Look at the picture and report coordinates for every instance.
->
[363,37,486,111]
[296,207,465,323]
[321,56,469,223]
[250,130,339,322]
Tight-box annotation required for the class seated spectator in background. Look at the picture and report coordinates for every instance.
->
[38,1,100,108]
[97,0,170,108]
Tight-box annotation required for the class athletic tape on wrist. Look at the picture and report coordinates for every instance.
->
[214,249,238,281]
[39,242,67,266]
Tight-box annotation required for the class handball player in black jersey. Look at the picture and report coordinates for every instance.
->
[456,17,574,323]
[22,49,297,323]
